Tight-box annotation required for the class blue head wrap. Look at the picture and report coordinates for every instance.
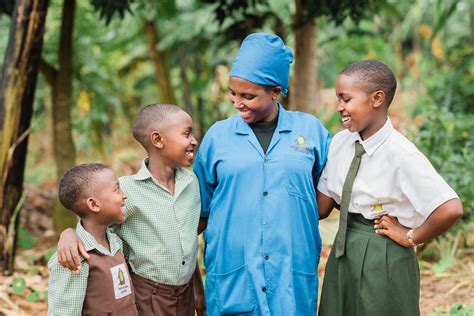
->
[230,32,293,96]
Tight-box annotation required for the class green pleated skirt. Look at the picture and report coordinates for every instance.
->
[318,214,420,316]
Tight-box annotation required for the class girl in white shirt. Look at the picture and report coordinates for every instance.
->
[317,60,463,316]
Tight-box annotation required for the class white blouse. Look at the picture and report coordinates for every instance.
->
[318,118,458,228]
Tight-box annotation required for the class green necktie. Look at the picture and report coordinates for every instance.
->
[335,141,366,258]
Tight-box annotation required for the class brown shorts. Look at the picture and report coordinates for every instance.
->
[130,272,195,316]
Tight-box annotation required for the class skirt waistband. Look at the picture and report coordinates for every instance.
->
[347,213,377,235]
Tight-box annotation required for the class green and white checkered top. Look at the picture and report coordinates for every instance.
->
[114,159,200,285]
[47,222,123,316]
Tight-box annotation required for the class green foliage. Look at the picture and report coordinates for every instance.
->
[302,0,380,26]
[431,232,461,274]
[25,290,48,302]
[0,16,11,89]
[435,304,474,316]
[10,277,47,302]
[17,225,39,250]
[44,246,57,262]
[317,20,400,87]
[317,107,343,135]
[411,30,474,219]
[90,0,133,24]
[10,277,26,295]
[413,104,474,218]
[208,0,379,27]
[206,0,266,25]
[449,304,474,316]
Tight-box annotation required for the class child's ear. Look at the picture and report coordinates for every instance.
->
[372,90,385,108]
[86,197,101,213]
[150,130,164,149]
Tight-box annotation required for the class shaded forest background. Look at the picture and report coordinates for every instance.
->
[0,0,473,314]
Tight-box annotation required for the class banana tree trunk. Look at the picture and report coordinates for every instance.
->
[0,0,48,274]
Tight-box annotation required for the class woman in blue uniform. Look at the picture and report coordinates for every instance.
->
[194,32,331,315]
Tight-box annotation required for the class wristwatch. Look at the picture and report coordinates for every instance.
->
[406,228,424,248]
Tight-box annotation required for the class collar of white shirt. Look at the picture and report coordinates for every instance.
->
[352,117,394,157]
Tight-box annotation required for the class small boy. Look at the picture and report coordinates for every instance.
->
[57,104,205,315]
[317,60,463,316]
[48,163,138,315]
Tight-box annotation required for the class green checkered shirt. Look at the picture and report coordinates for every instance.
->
[48,222,123,316]
[114,159,200,285]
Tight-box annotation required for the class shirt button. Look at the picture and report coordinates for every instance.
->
[263,191,268,196]
[182,261,185,265]
[265,255,270,260]
[262,287,267,292]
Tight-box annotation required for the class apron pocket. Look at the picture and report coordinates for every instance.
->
[292,269,318,314]
[287,185,309,201]
[211,265,256,314]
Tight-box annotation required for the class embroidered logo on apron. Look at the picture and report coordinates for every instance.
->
[290,135,311,154]
[110,263,132,299]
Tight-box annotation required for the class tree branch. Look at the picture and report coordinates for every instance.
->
[39,58,57,86]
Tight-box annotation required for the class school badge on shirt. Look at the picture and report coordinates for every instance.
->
[110,263,132,299]
[371,202,388,218]
[290,135,311,154]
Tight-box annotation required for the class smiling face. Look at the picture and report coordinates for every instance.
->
[89,169,127,225]
[335,74,387,140]
[158,110,198,168]
[228,77,280,124]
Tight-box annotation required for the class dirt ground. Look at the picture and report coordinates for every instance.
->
[1,187,473,316]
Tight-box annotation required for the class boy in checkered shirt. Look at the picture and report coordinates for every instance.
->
[55,104,205,315]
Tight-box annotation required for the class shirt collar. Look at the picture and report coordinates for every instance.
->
[132,158,193,185]
[351,117,393,156]
[234,103,292,135]
[133,158,153,180]
[76,221,121,256]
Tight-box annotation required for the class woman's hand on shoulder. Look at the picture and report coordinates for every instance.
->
[374,215,411,248]
[57,228,89,273]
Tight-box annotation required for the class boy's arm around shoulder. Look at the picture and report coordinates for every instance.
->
[57,228,89,273]
[48,252,89,316]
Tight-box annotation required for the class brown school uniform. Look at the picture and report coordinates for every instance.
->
[83,250,138,315]
[131,272,195,316]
